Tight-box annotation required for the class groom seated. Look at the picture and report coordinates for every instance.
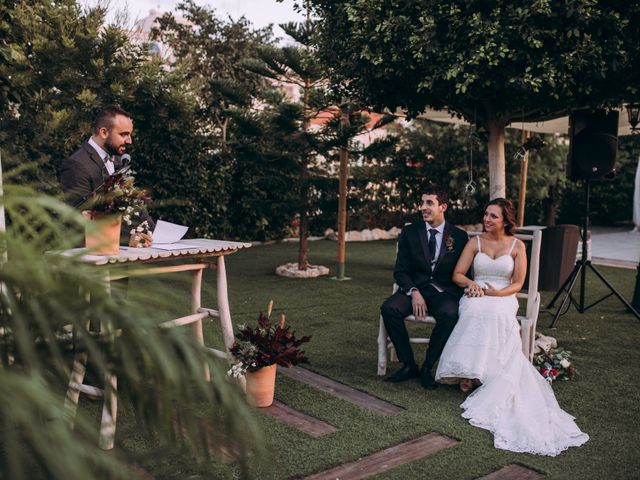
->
[380,186,468,389]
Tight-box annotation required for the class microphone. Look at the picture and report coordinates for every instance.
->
[120,153,131,167]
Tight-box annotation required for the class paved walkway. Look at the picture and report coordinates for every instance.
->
[590,227,640,269]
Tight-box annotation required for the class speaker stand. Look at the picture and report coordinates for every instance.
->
[547,180,640,327]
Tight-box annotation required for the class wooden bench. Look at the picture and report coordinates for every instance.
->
[377,228,542,376]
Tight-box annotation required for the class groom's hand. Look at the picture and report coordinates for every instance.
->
[411,290,427,319]
[465,282,485,297]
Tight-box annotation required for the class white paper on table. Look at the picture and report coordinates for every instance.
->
[152,219,189,244]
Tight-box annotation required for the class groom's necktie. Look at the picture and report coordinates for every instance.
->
[427,228,438,267]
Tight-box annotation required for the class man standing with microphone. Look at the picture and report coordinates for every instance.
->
[60,105,153,247]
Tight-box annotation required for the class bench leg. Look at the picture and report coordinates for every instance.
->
[98,373,117,450]
[216,256,234,351]
[64,350,88,427]
[191,268,210,381]
[377,315,388,376]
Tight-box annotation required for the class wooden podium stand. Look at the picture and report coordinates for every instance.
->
[57,239,251,449]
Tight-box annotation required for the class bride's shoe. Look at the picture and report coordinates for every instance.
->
[459,378,474,393]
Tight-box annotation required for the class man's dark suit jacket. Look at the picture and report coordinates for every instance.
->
[60,141,154,231]
[394,221,469,298]
[60,141,118,208]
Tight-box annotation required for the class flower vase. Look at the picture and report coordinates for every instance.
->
[82,211,122,255]
[245,364,277,407]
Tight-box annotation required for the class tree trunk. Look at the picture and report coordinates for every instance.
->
[298,77,311,271]
[297,160,309,271]
[487,121,506,199]
[336,107,349,278]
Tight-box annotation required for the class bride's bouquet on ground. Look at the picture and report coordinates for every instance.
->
[533,347,577,383]
[227,302,311,407]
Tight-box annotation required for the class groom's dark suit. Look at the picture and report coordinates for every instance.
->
[60,141,122,208]
[381,220,468,371]
[60,141,154,231]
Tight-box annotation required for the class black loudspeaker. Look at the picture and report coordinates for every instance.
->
[568,109,618,180]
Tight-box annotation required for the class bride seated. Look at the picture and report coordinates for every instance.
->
[435,197,589,456]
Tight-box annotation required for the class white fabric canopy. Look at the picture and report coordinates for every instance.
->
[416,107,637,136]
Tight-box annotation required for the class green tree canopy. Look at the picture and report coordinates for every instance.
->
[307,0,640,198]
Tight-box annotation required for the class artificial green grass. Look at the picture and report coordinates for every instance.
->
[117,239,639,479]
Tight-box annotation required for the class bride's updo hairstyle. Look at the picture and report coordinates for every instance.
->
[486,197,517,236]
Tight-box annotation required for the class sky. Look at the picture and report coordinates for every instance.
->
[83,0,305,38]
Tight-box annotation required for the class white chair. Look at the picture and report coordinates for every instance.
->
[377,229,542,376]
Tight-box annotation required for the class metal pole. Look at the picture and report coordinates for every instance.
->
[631,262,640,313]
[517,130,529,227]
[579,180,590,312]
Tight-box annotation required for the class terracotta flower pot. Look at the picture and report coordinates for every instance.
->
[245,364,277,407]
[82,211,122,255]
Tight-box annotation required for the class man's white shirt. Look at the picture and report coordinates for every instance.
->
[88,137,114,175]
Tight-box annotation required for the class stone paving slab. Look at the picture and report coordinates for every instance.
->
[263,400,337,437]
[279,366,404,416]
[303,433,459,480]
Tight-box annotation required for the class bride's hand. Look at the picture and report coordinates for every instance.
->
[483,282,500,296]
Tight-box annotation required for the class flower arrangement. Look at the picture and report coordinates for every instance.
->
[81,168,152,246]
[227,302,311,378]
[80,168,150,218]
[533,347,577,383]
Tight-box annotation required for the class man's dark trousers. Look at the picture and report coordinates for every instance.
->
[381,285,459,370]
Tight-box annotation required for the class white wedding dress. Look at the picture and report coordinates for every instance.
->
[436,237,589,456]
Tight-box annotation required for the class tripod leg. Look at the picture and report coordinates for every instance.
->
[587,263,640,321]
[632,263,640,312]
[549,262,584,328]
[547,262,580,309]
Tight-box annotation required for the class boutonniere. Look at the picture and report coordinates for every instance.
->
[445,234,455,252]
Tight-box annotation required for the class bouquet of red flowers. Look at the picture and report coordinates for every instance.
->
[533,347,577,384]
[228,302,311,378]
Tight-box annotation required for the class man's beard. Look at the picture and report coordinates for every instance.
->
[104,141,123,156]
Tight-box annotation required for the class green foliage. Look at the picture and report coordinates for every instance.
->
[331,120,624,230]
[309,0,640,125]
[0,0,108,192]
[152,0,273,144]
[224,108,299,241]
[0,183,263,479]
[120,60,232,238]
[308,0,640,197]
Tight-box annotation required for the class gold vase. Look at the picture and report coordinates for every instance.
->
[82,211,122,255]
[245,364,277,407]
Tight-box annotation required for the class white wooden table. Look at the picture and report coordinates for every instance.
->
[57,239,251,450]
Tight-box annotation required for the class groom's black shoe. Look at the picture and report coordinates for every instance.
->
[385,363,419,383]
[420,364,438,390]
